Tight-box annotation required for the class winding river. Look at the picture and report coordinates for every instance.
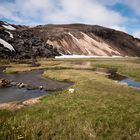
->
[0,67,73,103]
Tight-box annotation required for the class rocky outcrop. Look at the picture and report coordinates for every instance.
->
[0,21,60,59]
[0,21,140,58]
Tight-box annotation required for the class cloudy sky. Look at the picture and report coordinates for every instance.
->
[0,0,140,38]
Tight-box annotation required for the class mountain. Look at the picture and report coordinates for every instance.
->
[0,21,140,59]
[0,21,60,59]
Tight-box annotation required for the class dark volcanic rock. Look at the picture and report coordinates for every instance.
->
[12,30,60,59]
[0,22,60,59]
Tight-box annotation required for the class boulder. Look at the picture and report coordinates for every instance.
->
[17,83,26,88]
[0,79,11,87]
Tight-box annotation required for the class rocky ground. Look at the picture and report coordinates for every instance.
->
[0,21,60,59]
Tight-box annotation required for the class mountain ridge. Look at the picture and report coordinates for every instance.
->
[0,21,140,59]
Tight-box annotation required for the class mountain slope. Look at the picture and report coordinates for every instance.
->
[0,21,140,58]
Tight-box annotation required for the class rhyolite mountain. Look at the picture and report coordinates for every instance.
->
[0,21,140,59]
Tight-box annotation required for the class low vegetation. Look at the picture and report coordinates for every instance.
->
[0,58,140,140]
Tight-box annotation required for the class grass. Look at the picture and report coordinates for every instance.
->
[0,58,140,140]
[92,61,140,81]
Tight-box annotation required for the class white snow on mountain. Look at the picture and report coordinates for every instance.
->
[85,48,91,55]
[67,50,71,54]
[55,55,122,59]
[3,22,9,25]
[2,25,16,30]
[0,38,15,51]
[68,32,79,42]
[5,30,14,38]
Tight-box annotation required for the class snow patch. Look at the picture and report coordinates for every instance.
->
[5,30,14,38]
[68,32,79,42]
[3,22,9,25]
[85,48,91,55]
[0,38,15,51]
[112,55,122,58]
[67,50,71,54]
[55,55,122,59]
[59,52,64,55]
[2,25,16,30]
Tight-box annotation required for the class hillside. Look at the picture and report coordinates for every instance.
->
[0,21,140,59]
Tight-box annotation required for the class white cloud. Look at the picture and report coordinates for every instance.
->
[123,0,140,16]
[54,0,127,26]
[133,30,140,39]
[0,0,128,27]
[0,4,23,23]
[99,0,140,16]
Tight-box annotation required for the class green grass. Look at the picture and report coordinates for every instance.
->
[0,58,140,140]
[90,59,140,81]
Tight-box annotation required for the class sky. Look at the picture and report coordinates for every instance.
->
[0,0,140,38]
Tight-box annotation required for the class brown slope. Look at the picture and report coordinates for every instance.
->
[0,21,140,58]
[32,24,140,56]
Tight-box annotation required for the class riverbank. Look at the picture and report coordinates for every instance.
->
[0,67,73,108]
[0,58,140,139]
[0,96,41,110]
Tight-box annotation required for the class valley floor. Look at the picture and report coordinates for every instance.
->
[0,58,140,140]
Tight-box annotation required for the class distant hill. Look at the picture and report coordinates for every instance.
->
[0,21,140,59]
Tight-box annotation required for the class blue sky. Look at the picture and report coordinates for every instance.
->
[0,0,140,38]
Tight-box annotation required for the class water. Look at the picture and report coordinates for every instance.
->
[108,72,140,89]
[0,68,73,103]
[0,87,46,103]
[0,69,72,90]
[119,78,140,88]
